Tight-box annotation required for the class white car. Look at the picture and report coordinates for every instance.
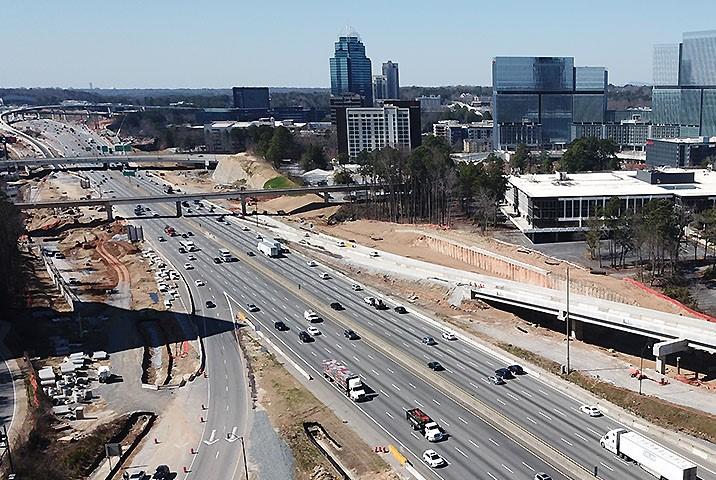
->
[579,405,602,417]
[194,279,205,287]
[307,260,318,267]
[303,310,321,322]
[307,326,321,336]
[351,284,363,291]
[422,449,446,468]
[319,272,330,280]
[369,250,380,257]
[242,226,250,231]
[441,331,457,341]
[363,296,376,305]
[183,263,193,270]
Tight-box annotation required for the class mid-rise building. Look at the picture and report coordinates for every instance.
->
[383,61,400,99]
[330,93,363,126]
[417,95,443,113]
[492,57,607,150]
[330,30,373,106]
[232,87,270,112]
[646,136,716,168]
[572,121,681,150]
[652,30,716,137]
[432,120,493,151]
[335,100,421,158]
[372,75,387,102]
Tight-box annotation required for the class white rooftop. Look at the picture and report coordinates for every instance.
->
[509,169,716,199]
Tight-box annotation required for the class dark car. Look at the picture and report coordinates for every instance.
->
[154,465,171,479]
[186,231,194,237]
[178,247,187,254]
[421,336,437,346]
[246,251,255,256]
[394,305,407,314]
[427,361,444,371]
[298,331,312,343]
[343,329,360,340]
[205,300,216,308]
[495,367,514,379]
[246,303,259,312]
[508,364,525,375]
[213,257,222,264]
[274,321,289,331]
[181,233,188,239]
[329,302,343,310]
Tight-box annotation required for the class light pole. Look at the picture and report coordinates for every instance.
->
[565,267,571,374]
[639,341,652,395]
[240,436,249,479]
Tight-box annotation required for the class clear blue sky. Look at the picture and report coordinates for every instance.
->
[5,0,715,89]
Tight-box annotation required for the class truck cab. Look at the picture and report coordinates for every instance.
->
[347,377,366,401]
[424,422,445,442]
[600,428,623,455]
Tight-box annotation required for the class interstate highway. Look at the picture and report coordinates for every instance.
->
[88,170,714,480]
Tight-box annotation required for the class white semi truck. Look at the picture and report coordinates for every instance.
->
[601,429,697,480]
[257,240,281,257]
[322,359,366,402]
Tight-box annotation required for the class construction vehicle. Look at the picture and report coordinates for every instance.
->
[164,225,177,237]
[406,408,446,442]
[601,429,697,480]
[322,359,366,402]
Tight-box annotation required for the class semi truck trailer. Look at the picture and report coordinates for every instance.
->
[322,359,366,402]
[601,429,697,480]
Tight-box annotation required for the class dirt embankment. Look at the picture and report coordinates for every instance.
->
[240,330,398,480]
[213,152,283,189]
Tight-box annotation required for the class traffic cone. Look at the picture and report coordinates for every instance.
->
[154,438,159,444]
[200,416,205,423]
[190,447,196,454]
[183,466,189,473]
[201,404,207,410]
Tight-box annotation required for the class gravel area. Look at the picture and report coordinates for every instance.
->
[247,409,294,480]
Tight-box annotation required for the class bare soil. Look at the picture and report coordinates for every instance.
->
[240,330,398,480]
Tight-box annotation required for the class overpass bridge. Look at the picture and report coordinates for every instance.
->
[472,281,716,373]
[15,183,378,220]
[1,154,219,171]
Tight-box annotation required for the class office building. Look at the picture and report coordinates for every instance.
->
[492,57,607,150]
[232,87,270,110]
[652,30,716,137]
[505,168,716,242]
[432,120,493,151]
[417,95,443,113]
[373,75,387,102]
[330,93,363,126]
[335,100,421,158]
[572,122,681,150]
[646,136,716,168]
[330,30,373,106]
[383,61,400,99]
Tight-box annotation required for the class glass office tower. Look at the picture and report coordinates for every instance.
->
[330,31,373,106]
[492,57,606,149]
[653,30,716,137]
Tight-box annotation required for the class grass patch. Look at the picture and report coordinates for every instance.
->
[264,175,296,189]
[499,342,716,443]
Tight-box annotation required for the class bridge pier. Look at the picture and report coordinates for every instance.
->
[323,190,330,204]
[103,162,109,170]
[176,201,183,217]
[106,204,114,222]
[652,339,688,375]
[570,319,584,340]
[240,195,247,216]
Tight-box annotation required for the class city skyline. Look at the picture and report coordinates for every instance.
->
[4,0,716,89]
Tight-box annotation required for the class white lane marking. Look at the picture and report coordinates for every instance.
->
[371,369,380,376]
[526,416,537,425]
[488,438,499,447]
[335,344,343,349]
[469,439,480,448]
[391,383,401,391]
[352,355,360,362]
[379,389,390,398]
[587,427,601,436]
[310,351,317,357]
[496,398,506,406]
[408,382,416,389]
[457,364,466,370]
[385,411,394,419]
[574,432,589,442]
[487,472,498,480]
[368,354,375,360]
[432,398,441,406]
[560,437,573,446]
[539,389,549,396]
[522,461,535,472]
[439,418,450,427]
[485,360,494,367]
[506,392,519,401]
[411,431,420,440]
[387,367,395,374]
[455,447,469,458]
[599,462,614,472]
[323,347,331,354]
[215,451,220,459]
[415,399,424,407]
[470,382,480,389]
[552,408,565,416]
[458,416,468,425]
[501,464,514,474]
[538,411,551,420]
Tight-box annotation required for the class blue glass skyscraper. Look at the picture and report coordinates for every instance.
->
[653,30,716,137]
[330,30,373,106]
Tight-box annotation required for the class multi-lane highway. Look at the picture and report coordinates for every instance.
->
[88,169,715,480]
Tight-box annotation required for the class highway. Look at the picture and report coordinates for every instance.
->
[89,169,715,480]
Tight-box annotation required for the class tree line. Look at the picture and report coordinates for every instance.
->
[510,137,619,175]
[230,125,329,171]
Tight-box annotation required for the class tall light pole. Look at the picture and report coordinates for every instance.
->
[240,436,249,479]
[565,267,571,374]
[639,341,652,395]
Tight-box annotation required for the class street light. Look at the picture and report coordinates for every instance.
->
[565,267,571,374]
[639,341,653,395]
[240,436,249,479]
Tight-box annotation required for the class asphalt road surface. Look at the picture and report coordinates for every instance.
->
[87,170,716,480]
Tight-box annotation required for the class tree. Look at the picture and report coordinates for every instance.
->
[510,144,530,173]
[481,110,492,121]
[561,137,619,172]
[585,216,604,267]
[265,126,294,166]
[336,153,350,165]
[300,144,328,171]
[333,169,354,185]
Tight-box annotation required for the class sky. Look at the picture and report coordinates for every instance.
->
[4,0,716,89]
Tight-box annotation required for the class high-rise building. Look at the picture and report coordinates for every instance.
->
[232,87,270,110]
[373,75,387,102]
[335,100,421,158]
[652,30,716,137]
[492,57,607,150]
[383,61,400,99]
[330,30,373,106]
